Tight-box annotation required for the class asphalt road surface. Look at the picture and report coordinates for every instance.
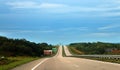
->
[12,46,120,70]
[64,46,72,56]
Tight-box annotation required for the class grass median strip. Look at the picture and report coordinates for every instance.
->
[0,57,39,70]
[67,46,84,55]
[62,46,66,57]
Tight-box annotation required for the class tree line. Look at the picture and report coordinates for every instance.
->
[69,42,120,55]
[0,36,55,57]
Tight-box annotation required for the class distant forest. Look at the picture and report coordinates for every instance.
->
[69,42,120,55]
[0,36,55,57]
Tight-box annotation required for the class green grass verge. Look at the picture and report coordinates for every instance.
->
[0,57,39,70]
[62,46,66,57]
[68,46,84,55]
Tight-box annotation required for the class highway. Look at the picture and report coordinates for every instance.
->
[12,46,120,70]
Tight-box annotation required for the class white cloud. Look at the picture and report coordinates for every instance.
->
[112,0,120,4]
[60,27,88,31]
[5,1,120,16]
[100,12,120,17]
[5,1,107,12]
[40,3,68,8]
[38,30,54,33]
[6,1,120,10]
[89,32,118,37]
[6,1,38,8]
[21,30,54,33]
[6,1,67,9]
[98,24,120,30]
[6,1,102,13]
[0,30,54,33]
[0,32,9,36]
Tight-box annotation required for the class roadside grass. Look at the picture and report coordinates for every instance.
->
[62,46,66,57]
[68,46,84,55]
[0,57,39,70]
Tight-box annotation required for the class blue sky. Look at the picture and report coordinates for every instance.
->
[0,0,120,44]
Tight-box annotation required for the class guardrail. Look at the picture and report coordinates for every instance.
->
[70,55,120,59]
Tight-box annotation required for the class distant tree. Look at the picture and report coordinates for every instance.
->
[69,42,120,55]
[0,36,54,56]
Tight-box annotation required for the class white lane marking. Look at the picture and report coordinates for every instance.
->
[31,58,49,70]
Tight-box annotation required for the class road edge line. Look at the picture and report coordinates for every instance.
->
[31,58,49,70]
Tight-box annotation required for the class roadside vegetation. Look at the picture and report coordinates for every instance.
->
[68,42,120,64]
[0,36,57,70]
[69,42,120,55]
[0,36,55,57]
[68,46,84,55]
[0,56,39,70]
[62,46,66,57]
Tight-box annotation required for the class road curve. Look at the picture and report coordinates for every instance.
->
[12,46,120,70]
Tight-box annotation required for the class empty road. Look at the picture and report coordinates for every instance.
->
[12,46,120,70]
[64,46,72,56]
